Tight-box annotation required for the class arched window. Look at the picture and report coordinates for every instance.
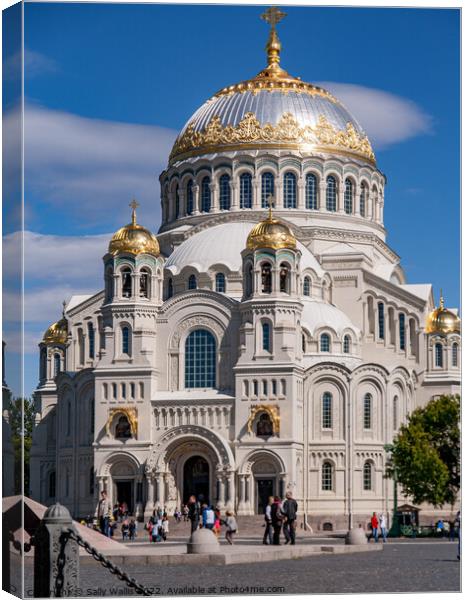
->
[186,180,194,215]
[326,175,337,212]
[201,176,211,212]
[167,278,173,299]
[139,268,150,298]
[121,267,132,298]
[174,185,180,219]
[261,263,272,294]
[215,273,226,293]
[188,274,197,290]
[452,342,459,367]
[283,172,297,208]
[320,333,331,352]
[305,173,317,210]
[261,172,274,208]
[399,313,405,350]
[88,322,95,359]
[303,276,311,296]
[279,263,290,293]
[322,392,332,428]
[105,267,113,302]
[435,343,443,367]
[185,329,216,388]
[363,461,373,490]
[240,173,252,209]
[245,263,253,297]
[54,353,61,377]
[122,326,130,355]
[40,348,47,381]
[378,302,385,339]
[363,393,372,429]
[322,462,333,491]
[344,178,353,214]
[89,467,95,496]
[219,174,231,210]
[256,413,273,437]
[78,328,85,365]
[262,321,271,352]
[343,335,351,354]
[49,471,56,498]
[302,333,306,353]
[360,183,367,217]
[393,395,398,431]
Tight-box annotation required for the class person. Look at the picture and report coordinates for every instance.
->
[456,511,460,560]
[146,520,153,542]
[371,512,379,543]
[183,505,189,522]
[97,490,111,537]
[379,514,388,543]
[224,511,237,545]
[202,504,215,530]
[162,515,169,541]
[271,496,283,545]
[112,504,119,522]
[436,518,444,537]
[129,518,137,541]
[121,518,129,540]
[188,495,201,533]
[263,496,274,545]
[213,506,222,537]
[281,491,298,545]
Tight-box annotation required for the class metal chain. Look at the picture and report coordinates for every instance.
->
[64,528,153,596]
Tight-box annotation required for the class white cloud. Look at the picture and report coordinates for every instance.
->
[317,82,432,149]
[4,48,58,81]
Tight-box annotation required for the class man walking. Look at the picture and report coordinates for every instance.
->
[263,496,274,545]
[97,490,110,537]
[379,513,388,543]
[282,491,298,545]
[187,495,200,533]
[371,512,379,543]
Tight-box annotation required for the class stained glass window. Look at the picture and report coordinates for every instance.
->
[185,329,216,388]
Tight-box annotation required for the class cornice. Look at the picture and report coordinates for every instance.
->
[363,270,426,311]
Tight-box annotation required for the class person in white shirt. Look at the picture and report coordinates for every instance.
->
[263,496,274,545]
[97,491,110,536]
[379,513,388,543]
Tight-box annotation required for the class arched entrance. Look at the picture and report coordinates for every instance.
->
[238,450,286,515]
[183,455,210,504]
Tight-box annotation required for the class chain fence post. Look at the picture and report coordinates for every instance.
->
[33,503,79,598]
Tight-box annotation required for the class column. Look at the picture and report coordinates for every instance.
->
[368,190,375,220]
[297,179,305,210]
[145,475,155,514]
[319,181,326,211]
[384,306,390,348]
[279,476,286,499]
[112,273,119,299]
[178,190,186,217]
[167,191,174,222]
[404,322,410,359]
[227,472,235,509]
[275,178,282,210]
[192,184,200,215]
[231,180,239,211]
[216,475,225,509]
[252,177,261,210]
[210,182,219,212]
[338,185,345,214]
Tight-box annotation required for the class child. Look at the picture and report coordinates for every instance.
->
[224,511,237,545]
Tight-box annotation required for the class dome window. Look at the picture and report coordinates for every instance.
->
[186,180,194,215]
[452,343,459,367]
[303,276,311,296]
[344,179,353,214]
[306,173,317,210]
[219,174,231,210]
[360,183,367,217]
[435,343,443,367]
[283,172,297,209]
[54,353,61,377]
[201,176,211,213]
[261,172,274,208]
[121,267,132,298]
[320,333,331,352]
[343,335,350,354]
[261,263,272,294]
[399,313,406,350]
[240,173,252,209]
[139,268,151,298]
[377,302,385,340]
[188,274,197,290]
[40,347,47,381]
[122,326,131,356]
[175,185,180,219]
[262,321,271,352]
[326,176,337,212]
[215,273,226,293]
[279,263,290,293]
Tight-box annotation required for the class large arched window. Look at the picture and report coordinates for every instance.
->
[185,329,216,388]
[343,335,351,354]
[322,461,333,491]
[262,321,271,352]
[305,173,317,210]
[378,302,385,339]
[122,326,131,355]
[261,172,274,208]
[452,342,459,367]
[201,176,211,212]
[188,274,197,290]
[121,267,132,298]
[215,273,226,293]
[322,392,332,429]
[219,174,231,210]
[88,322,95,359]
[186,180,194,215]
[344,179,353,214]
[435,343,443,367]
[174,185,180,219]
[261,263,272,294]
[283,172,297,208]
[279,263,290,293]
[54,353,61,377]
[399,313,406,350]
[239,173,252,209]
[360,183,367,217]
[363,393,372,429]
[303,276,311,296]
[320,333,331,352]
[326,175,337,212]
[363,461,373,490]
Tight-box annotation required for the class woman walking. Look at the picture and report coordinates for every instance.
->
[224,511,238,545]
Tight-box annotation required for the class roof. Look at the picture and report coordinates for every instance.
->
[301,298,360,337]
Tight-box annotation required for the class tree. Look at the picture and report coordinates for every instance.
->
[8,397,35,495]
[386,394,460,507]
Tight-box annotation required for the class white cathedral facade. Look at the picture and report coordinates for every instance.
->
[30,11,460,531]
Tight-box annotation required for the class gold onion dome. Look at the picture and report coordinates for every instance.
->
[169,7,375,165]
[108,200,160,257]
[247,201,296,251]
[426,293,460,334]
[43,318,68,345]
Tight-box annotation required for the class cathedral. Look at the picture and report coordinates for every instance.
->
[30,9,460,531]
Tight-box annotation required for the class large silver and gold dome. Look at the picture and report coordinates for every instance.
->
[170,8,374,165]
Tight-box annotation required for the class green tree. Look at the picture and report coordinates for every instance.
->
[8,397,35,495]
[386,394,460,507]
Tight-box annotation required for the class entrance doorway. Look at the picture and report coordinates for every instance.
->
[257,478,275,514]
[183,456,210,504]
[115,480,133,514]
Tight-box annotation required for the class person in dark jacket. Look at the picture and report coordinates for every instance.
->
[271,496,283,545]
[187,495,201,533]
[281,491,298,545]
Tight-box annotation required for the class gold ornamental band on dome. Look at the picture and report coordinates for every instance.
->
[43,318,68,345]
[108,200,160,257]
[247,404,280,435]
[106,407,138,438]
[169,112,375,164]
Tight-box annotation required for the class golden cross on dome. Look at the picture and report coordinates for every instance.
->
[439,288,444,309]
[129,199,139,226]
[261,6,286,30]
[266,194,275,220]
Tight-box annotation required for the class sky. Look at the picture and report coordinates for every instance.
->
[2,2,461,398]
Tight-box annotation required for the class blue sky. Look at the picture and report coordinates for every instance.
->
[3,3,460,397]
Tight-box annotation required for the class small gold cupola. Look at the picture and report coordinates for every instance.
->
[108,200,160,257]
[426,291,461,334]
[43,303,68,345]
[246,197,296,251]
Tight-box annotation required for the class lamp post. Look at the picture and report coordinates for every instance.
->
[384,444,400,537]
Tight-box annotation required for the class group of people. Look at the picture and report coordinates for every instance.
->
[96,490,139,539]
[187,495,238,544]
[263,492,298,546]
[370,512,389,542]
[146,507,170,542]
